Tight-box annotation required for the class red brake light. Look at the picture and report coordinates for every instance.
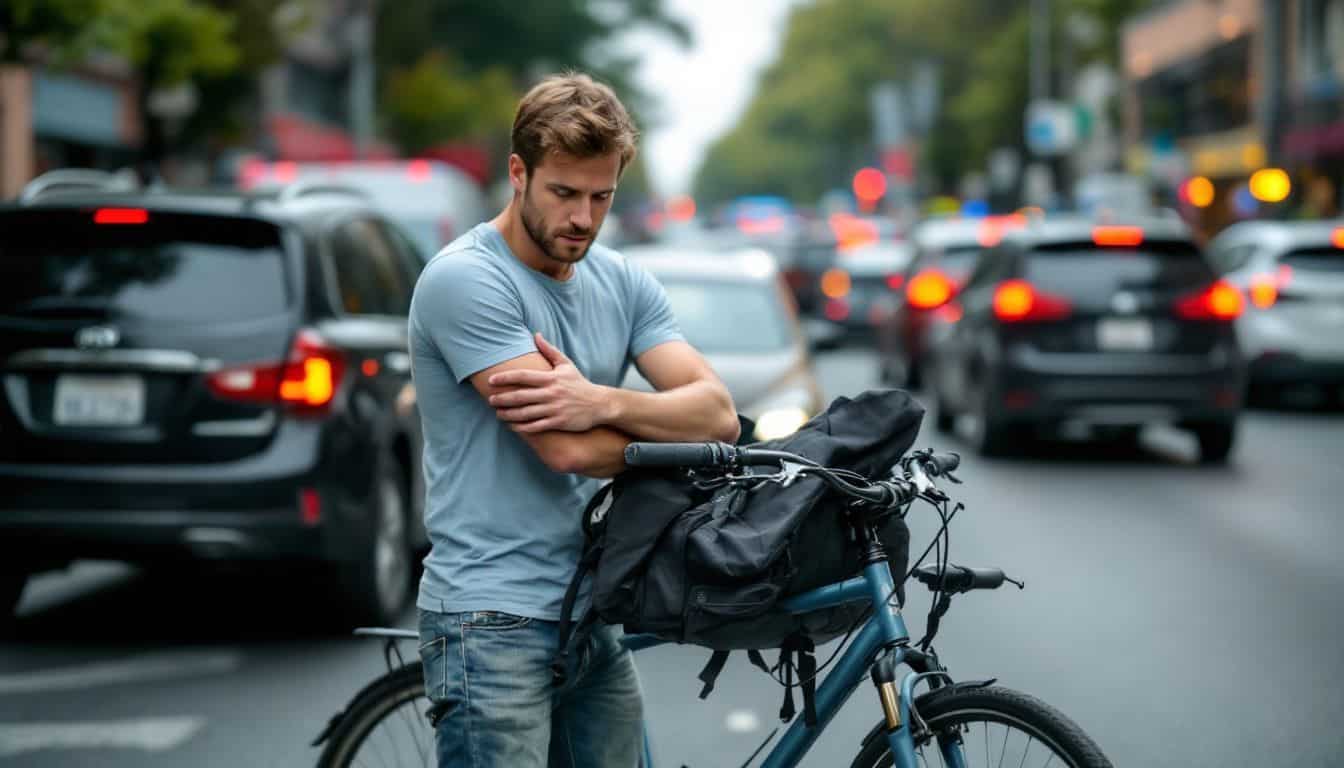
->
[207,329,345,414]
[274,161,297,183]
[407,159,432,181]
[94,208,149,225]
[906,270,955,310]
[1248,275,1277,309]
[1332,228,1344,249]
[886,274,905,291]
[1175,280,1244,320]
[992,279,1072,322]
[1092,226,1144,247]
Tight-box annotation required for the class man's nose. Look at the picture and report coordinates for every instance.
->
[570,199,593,231]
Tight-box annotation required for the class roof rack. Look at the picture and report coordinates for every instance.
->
[18,168,139,204]
[276,181,370,204]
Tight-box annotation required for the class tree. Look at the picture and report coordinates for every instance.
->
[0,0,99,63]
[382,52,516,155]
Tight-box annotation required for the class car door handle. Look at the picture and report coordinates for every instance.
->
[383,352,412,374]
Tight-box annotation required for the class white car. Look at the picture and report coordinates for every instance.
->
[1207,220,1344,403]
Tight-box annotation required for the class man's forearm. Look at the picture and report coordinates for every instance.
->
[533,425,632,479]
[599,381,739,443]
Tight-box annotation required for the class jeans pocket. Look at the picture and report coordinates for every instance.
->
[418,636,449,701]
[462,611,533,631]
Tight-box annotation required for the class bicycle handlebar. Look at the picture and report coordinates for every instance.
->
[623,442,808,469]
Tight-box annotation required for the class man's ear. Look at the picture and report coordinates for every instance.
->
[508,154,527,196]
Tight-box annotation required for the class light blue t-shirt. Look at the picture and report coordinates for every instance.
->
[410,223,683,619]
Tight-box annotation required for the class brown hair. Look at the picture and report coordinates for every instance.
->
[511,72,638,175]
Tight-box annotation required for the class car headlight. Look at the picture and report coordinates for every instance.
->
[754,407,810,441]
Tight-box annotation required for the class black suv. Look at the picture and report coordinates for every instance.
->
[927,215,1245,462]
[0,171,428,626]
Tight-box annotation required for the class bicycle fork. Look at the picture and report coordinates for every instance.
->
[871,651,969,768]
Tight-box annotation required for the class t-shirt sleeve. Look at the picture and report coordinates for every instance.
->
[411,254,538,384]
[626,259,685,359]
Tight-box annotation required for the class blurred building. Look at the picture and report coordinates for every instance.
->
[1121,0,1343,236]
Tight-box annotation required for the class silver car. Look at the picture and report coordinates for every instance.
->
[623,247,825,441]
[1207,220,1344,402]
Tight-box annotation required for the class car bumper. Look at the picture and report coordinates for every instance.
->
[993,347,1244,426]
[1247,352,1344,386]
[0,421,375,567]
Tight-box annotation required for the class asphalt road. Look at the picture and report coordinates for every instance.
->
[3,346,1343,767]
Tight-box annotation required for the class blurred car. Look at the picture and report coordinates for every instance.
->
[1207,220,1344,404]
[622,246,824,440]
[817,242,914,342]
[240,159,486,260]
[928,216,1245,462]
[879,214,1027,387]
[0,172,428,627]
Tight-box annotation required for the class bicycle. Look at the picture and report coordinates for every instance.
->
[313,442,1113,767]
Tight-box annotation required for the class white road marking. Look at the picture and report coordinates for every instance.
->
[725,709,761,733]
[0,717,205,757]
[0,651,241,696]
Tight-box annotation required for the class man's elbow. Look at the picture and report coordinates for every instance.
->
[537,440,587,475]
[713,386,741,443]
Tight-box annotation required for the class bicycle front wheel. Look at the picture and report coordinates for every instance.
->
[316,661,435,768]
[850,685,1112,768]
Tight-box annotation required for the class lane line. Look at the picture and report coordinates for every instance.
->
[0,651,241,695]
[0,717,205,757]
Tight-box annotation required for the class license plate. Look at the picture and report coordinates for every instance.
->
[53,375,145,426]
[1097,317,1154,351]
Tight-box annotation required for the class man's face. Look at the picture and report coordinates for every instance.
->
[514,151,620,265]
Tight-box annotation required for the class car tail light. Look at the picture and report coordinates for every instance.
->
[906,269,955,310]
[992,279,1072,323]
[207,329,346,415]
[407,159,432,181]
[886,274,905,291]
[94,207,149,225]
[820,268,851,299]
[1092,226,1144,247]
[1332,227,1344,249]
[1174,280,1244,320]
[824,298,851,322]
[1248,265,1293,309]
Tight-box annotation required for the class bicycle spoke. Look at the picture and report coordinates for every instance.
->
[997,722,1009,768]
[1018,736,1032,768]
[396,700,427,766]
[984,722,990,766]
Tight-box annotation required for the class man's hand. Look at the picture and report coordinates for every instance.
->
[487,333,613,434]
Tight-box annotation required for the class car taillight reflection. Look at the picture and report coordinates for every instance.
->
[820,268,851,299]
[992,280,1072,323]
[1248,265,1292,309]
[906,270,954,310]
[207,329,346,414]
[1174,280,1244,321]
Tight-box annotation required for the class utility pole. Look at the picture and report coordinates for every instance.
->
[1030,0,1050,104]
[1260,0,1284,170]
[349,0,376,159]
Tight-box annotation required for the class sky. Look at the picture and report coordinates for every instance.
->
[621,0,803,198]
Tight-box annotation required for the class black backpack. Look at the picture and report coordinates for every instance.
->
[555,389,923,723]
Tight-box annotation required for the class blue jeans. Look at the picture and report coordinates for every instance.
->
[418,609,644,768]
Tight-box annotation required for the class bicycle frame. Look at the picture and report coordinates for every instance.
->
[624,559,969,768]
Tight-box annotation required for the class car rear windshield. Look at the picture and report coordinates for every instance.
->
[0,210,289,323]
[659,279,793,353]
[926,245,982,277]
[1025,241,1212,292]
[1279,247,1344,273]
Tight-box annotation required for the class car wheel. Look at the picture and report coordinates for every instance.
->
[970,383,1018,458]
[1193,421,1236,464]
[343,460,414,626]
[0,568,28,634]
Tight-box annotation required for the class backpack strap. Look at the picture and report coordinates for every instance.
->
[552,545,602,686]
[776,635,819,728]
[697,650,731,699]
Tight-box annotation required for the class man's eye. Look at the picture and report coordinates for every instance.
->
[553,189,574,198]
[594,193,612,202]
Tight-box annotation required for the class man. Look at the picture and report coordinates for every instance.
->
[410,73,740,767]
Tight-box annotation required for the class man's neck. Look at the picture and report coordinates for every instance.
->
[490,203,574,281]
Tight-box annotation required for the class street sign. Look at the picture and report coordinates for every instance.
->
[1024,100,1078,157]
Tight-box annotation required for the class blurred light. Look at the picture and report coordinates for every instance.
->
[1249,168,1291,203]
[300,488,322,526]
[829,213,879,251]
[741,249,775,279]
[667,195,696,222]
[936,303,963,323]
[1332,228,1344,249]
[1092,226,1144,247]
[852,167,887,203]
[1241,143,1267,169]
[906,270,954,309]
[977,214,1026,247]
[754,408,809,441]
[885,274,905,292]
[1176,281,1244,320]
[1233,185,1259,217]
[820,268,852,299]
[94,207,148,225]
[646,210,667,232]
[239,159,266,190]
[823,298,850,322]
[1218,13,1243,39]
[274,161,297,183]
[993,280,1072,322]
[960,199,989,217]
[737,214,784,235]
[1249,276,1278,309]
[1180,176,1215,208]
[361,358,380,377]
[407,159,432,181]
[1016,206,1044,220]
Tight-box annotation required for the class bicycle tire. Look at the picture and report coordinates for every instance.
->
[316,661,434,768]
[849,685,1112,768]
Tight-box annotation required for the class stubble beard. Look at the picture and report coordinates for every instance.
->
[521,185,593,266]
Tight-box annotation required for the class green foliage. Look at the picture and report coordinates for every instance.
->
[89,0,239,87]
[693,0,1156,206]
[0,0,100,62]
[382,52,517,153]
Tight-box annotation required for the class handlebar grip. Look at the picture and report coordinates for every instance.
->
[925,451,961,476]
[624,442,737,468]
